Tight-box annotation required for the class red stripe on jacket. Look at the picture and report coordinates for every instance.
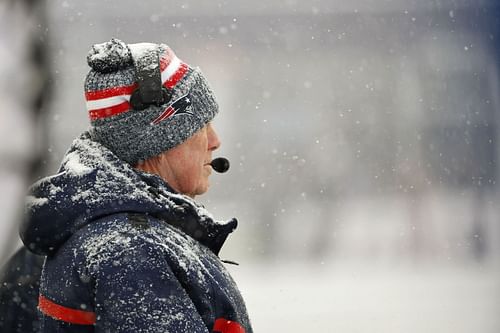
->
[38,294,96,325]
[213,318,246,333]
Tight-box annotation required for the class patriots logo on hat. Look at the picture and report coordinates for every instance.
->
[151,93,193,125]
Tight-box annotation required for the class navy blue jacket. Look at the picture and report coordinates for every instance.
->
[20,132,252,333]
[0,246,44,333]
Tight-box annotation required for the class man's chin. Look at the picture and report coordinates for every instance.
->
[190,183,209,198]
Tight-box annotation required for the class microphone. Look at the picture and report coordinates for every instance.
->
[210,157,230,173]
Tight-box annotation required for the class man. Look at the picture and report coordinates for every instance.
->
[20,38,252,333]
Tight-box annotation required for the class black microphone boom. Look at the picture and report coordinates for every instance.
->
[210,157,230,173]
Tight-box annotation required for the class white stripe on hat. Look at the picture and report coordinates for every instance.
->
[86,47,188,120]
[86,95,131,112]
[161,55,182,85]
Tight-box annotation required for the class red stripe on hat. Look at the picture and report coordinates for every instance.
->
[89,101,130,121]
[213,318,246,333]
[164,62,189,89]
[159,48,175,72]
[85,84,137,101]
[38,295,96,326]
[85,47,187,121]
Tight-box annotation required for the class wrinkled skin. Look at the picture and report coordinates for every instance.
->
[136,123,221,197]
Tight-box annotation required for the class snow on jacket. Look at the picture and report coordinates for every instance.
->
[20,132,253,333]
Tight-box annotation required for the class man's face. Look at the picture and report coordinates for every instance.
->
[151,123,221,197]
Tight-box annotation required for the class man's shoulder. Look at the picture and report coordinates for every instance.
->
[75,212,176,241]
[53,213,173,269]
[70,212,191,256]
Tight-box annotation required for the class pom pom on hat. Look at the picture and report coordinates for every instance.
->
[87,38,132,73]
[84,38,219,165]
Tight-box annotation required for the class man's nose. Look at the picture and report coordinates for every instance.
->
[207,124,221,151]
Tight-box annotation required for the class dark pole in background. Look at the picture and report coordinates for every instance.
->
[0,0,51,264]
[0,0,51,332]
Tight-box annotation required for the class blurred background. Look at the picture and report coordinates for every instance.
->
[1,0,499,332]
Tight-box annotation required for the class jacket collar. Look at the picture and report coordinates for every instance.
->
[137,171,237,256]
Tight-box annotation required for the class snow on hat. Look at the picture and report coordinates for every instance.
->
[85,38,219,165]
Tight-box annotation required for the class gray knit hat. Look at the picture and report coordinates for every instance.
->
[84,38,219,165]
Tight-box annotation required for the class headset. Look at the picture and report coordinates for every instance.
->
[129,45,171,111]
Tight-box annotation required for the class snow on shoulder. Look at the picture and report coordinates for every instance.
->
[26,195,48,210]
[62,151,93,177]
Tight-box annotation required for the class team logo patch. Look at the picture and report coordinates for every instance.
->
[151,93,193,125]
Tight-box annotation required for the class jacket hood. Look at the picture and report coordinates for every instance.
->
[21,131,235,256]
